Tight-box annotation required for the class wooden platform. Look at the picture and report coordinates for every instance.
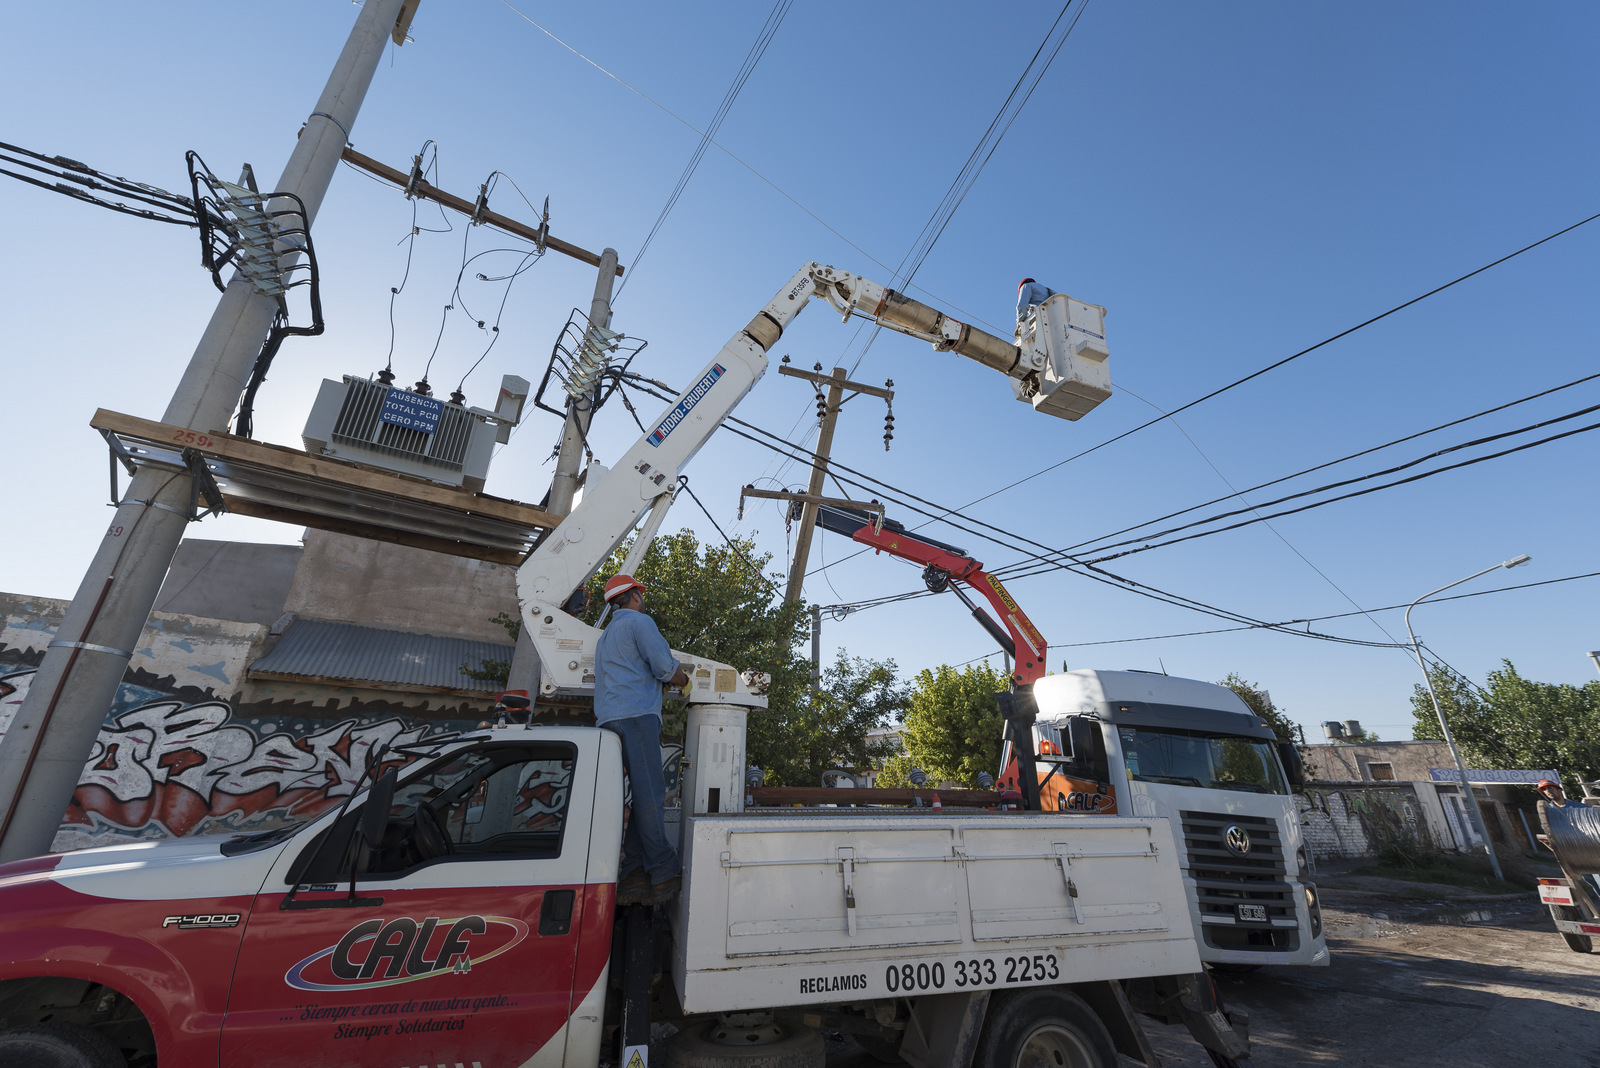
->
[92,409,561,564]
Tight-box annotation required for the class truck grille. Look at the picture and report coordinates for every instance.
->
[329,377,476,472]
[1179,810,1295,950]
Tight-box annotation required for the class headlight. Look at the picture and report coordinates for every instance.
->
[1305,883,1322,939]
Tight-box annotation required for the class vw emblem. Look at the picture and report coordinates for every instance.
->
[1223,825,1252,856]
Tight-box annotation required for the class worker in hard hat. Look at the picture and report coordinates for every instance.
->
[594,574,691,905]
[1016,277,1054,335]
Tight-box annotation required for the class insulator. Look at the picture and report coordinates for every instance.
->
[412,379,432,396]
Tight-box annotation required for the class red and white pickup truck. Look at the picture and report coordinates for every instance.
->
[0,725,1252,1068]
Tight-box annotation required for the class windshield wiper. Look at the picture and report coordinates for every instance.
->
[1138,774,1204,787]
[1209,781,1271,793]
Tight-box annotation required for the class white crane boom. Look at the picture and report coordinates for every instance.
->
[515,261,1111,708]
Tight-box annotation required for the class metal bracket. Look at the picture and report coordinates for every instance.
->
[739,487,885,533]
[1054,844,1084,924]
[182,447,228,520]
[839,846,858,936]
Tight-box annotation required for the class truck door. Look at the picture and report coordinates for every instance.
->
[221,737,607,1068]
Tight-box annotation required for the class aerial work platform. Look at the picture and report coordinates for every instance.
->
[92,409,560,564]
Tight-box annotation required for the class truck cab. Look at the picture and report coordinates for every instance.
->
[1023,670,1327,969]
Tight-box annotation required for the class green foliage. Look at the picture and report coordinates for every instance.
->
[459,611,523,685]
[873,753,920,789]
[757,651,908,787]
[1218,673,1304,745]
[895,663,1008,788]
[1411,659,1600,790]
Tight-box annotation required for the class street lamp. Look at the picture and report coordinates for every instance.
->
[1403,554,1530,883]
[1587,651,1600,677]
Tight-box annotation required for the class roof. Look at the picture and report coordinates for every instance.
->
[249,618,514,695]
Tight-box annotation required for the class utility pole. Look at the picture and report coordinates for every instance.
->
[0,0,412,863]
[504,249,620,697]
[779,364,893,604]
[810,605,822,693]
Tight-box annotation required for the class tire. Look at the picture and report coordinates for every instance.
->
[1551,905,1594,954]
[0,1024,126,1068]
[975,989,1118,1068]
[851,1033,906,1064]
[665,1019,824,1068]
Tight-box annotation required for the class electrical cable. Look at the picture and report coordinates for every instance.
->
[617,378,1402,649]
[949,208,1600,513]
[1046,371,1600,560]
[1077,411,1600,566]
[618,0,793,295]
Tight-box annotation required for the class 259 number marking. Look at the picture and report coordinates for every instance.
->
[884,953,1059,993]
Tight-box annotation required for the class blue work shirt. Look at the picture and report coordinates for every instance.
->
[1017,281,1054,324]
[593,608,681,725]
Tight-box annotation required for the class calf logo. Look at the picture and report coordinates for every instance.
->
[286,915,528,991]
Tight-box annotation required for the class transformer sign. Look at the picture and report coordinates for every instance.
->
[381,388,443,434]
[647,364,725,446]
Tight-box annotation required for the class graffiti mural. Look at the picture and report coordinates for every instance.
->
[0,669,479,851]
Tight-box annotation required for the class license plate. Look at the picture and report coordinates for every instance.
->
[1236,904,1268,923]
[1539,884,1574,907]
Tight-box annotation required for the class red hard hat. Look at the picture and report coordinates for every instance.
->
[603,574,646,602]
[1537,779,1560,791]
[1019,277,1035,289]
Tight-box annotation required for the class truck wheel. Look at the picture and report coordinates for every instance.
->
[0,1024,126,1068]
[975,989,1117,1068]
[666,1018,824,1068]
[1551,905,1594,954]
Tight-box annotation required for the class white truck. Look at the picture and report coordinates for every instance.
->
[1022,670,1328,971]
[0,265,1253,1067]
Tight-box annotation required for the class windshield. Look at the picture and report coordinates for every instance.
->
[1118,725,1287,795]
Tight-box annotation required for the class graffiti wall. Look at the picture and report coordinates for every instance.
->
[0,668,482,852]
[1,593,496,853]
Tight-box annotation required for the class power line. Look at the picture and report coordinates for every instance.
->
[944,209,1600,514]
[1040,571,1600,648]
[1078,410,1600,565]
[618,0,793,294]
[1044,370,1600,562]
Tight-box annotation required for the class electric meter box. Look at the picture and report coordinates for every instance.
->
[1018,293,1111,421]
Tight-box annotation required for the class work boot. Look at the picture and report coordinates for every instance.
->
[649,874,681,905]
[617,869,651,905]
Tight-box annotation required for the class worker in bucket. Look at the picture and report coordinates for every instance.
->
[1016,277,1054,334]
[595,574,691,905]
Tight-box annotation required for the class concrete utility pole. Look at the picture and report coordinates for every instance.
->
[504,249,620,695]
[780,365,894,604]
[0,0,412,863]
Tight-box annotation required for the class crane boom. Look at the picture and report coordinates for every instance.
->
[516,262,1107,707]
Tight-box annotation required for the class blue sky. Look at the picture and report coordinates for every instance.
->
[3,2,1596,743]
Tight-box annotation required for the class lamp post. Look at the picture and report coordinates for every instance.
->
[1403,554,1529,882]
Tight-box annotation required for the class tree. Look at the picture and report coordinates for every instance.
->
[1411,660,1600,790]
[757,650,907,786]
[1219,673,1304,745]
[895,663,1009,788]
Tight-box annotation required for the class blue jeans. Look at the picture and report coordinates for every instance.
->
[602,715,680,882]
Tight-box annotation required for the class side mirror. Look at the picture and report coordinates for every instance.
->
[1067,717,1109,781]
[361,767,399,850]
[1277,741,1305,790]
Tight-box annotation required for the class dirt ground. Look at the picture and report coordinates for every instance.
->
[823,863,1600,1068]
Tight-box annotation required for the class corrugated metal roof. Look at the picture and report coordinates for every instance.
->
[249,619,514,694]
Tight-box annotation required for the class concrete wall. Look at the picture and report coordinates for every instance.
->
[1303,740,1455,783]
[283,529,518,642]
[154,539,302,626]
[1297,782,1454,862]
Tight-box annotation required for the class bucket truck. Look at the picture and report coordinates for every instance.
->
[0,265,1255,1068]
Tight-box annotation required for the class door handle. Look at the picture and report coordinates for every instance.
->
[539,889,575,935]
